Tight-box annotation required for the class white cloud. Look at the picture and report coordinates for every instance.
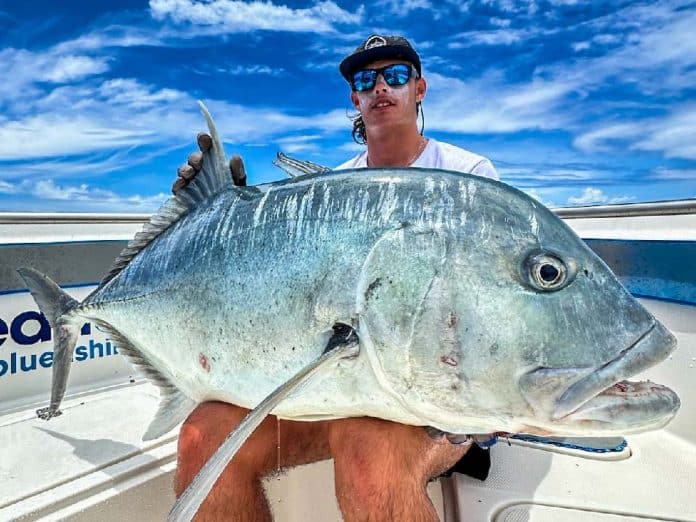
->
[650,167,696,181]
[572,33,621,53]
[0,49,49,103]
[0,178,169,212]
[222,64,285,75]
[539,2,696,95]
[573,123,640,153]
[478,0,538,15]
[0,146,177,181]
[0,48,112,111]
[497,162,608,187]
[33,180,91,200]
[98,78,183,108]
[0,180,16,194]
[275,134,323,154]
[54,27,163,54]
[424,70,575,134]
[0,73,197,160]
[593,34,620,45]
[32,179,168,209]
[0,113,156,160]
[449,28,526,47]
[522,188,556,208]
[567,187,634,206]
[490,17,511,27]
[0,71,351,163]
[633,107,696,160]
[149,0,363,33]
[443,0,696,112]
[568,187,605,205]
[574,106,696,160]
[44,55,110,83]
[373,0,434,15]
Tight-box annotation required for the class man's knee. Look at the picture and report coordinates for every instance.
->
[328,417,469,486]
[328,418,405,511]
[328,418,458,520]
[175,402,263,495]
[179,402,248,457]
[175,402,332,496]
[330,418,424,463]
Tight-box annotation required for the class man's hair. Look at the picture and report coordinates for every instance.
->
[350,112,367,145]
[350,102,425,145]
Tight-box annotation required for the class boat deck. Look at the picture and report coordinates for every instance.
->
[0,381,441,521]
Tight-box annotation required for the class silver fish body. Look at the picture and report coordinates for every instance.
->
[69,167,678,437]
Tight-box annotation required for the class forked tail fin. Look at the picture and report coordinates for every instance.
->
[17,267,81,420]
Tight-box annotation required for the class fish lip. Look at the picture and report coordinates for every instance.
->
[552,320,677,420]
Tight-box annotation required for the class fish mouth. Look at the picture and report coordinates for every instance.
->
[520,320,680,434]
[551,320,679,429]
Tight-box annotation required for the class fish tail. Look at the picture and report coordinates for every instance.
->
[17,267,81,420]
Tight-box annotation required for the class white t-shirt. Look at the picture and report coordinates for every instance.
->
[335,138,499,180]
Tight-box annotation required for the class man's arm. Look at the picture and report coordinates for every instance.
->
[471,158,499,181]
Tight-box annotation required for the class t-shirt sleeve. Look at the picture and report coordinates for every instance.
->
[470,158,499,180]
[334,152,367,170]
[334,159,353,170]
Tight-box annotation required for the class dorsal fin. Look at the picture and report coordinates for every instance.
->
[93,101,250,294]
[178,101,235,205]
[273,151,331,178]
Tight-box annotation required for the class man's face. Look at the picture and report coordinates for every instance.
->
[350,59,427,134]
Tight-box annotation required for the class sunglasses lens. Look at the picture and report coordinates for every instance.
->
[383,64,411,86]
[351,64,414,91]
[352,70,377,92]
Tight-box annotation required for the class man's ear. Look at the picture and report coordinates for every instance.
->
[416,77,427,102]
[350,91,360,111]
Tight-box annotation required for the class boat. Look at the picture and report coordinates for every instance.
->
[1,199,694,521]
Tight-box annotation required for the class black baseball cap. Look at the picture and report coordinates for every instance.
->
[339,34,422,82]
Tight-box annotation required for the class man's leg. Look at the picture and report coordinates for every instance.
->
[174,402,331,522]
[328,417,470,522]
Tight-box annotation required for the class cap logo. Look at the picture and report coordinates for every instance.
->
[364,35,387,50]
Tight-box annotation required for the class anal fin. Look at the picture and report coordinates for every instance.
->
[144,384,197,441]
[91,318,196,441]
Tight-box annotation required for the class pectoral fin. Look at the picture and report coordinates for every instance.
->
[168,332,360,522]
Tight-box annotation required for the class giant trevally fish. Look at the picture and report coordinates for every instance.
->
[19,104,680,520]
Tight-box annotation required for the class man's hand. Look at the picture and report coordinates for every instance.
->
[172,132,247,194]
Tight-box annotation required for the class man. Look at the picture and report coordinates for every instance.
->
[174,35,498,521]
[334,35,496,177]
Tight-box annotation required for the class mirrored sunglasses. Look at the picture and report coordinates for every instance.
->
[351,64,417,92]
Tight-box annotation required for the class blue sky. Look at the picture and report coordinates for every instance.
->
[0,0,694,212]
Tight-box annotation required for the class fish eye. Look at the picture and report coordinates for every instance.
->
[526,252,569,292]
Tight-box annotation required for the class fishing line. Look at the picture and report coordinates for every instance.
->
[276,416,281,473]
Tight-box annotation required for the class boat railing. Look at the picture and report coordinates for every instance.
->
[1,198,695,225]
[554,198,696,218]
